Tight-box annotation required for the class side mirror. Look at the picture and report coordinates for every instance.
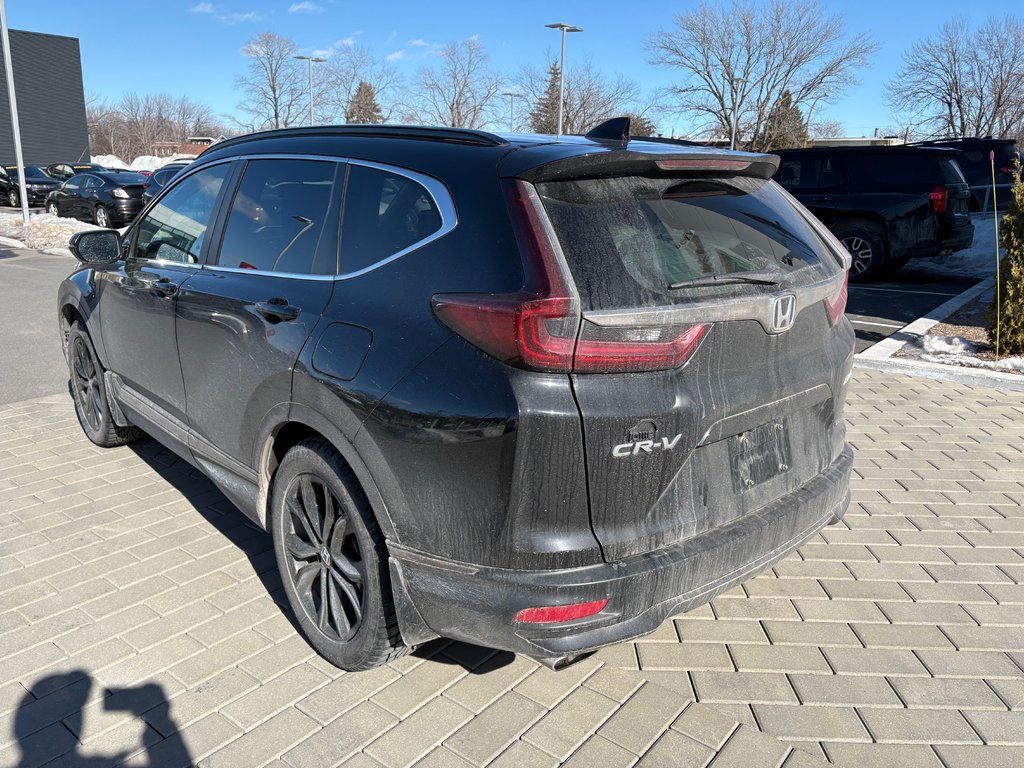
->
[69,230,121,264]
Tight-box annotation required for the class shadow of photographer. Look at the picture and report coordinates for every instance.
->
[12,671,192,767]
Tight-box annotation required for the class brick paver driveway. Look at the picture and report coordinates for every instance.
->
[1,368,1022,767]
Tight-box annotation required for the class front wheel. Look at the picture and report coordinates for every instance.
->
[94,206,111,228]
[67,321,141,447]
[7,189,16,207]
[835,225,887,283]
[46,201,59,217]
[270,438,409,671]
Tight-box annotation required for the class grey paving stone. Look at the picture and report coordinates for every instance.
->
[823,742,945,767]
[521,687,619,761]
[597,681,687,755]
[638,642,733,671]
[201,707,319,768]
[443,691,545,766]
[932,745,1024,768]
[221,663,330,731]
[690,672,798,704]
[364,696,473,768]
[634,730,714,767]
[859,708,981,745]
[700,723,792,767]
[752,704,869,743]
[729,645,831,674]
[561,734,638,768]
[789,674,902,708]
[916,649,1024,678]
[282,701,398,768]
[821,647,930,677]
[486,740,560,768]
[888,676,1007,710]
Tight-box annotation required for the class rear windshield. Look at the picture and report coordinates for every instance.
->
[538,175,843,311]
[107,172,147,184]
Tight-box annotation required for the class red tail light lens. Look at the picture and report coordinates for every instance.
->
[929,184,948,214]
[432,179,709,374]
[514,599,608,624]
[824,272,848,326]
[999,166,1013,176]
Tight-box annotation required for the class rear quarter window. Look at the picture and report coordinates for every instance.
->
[850,153,942,188]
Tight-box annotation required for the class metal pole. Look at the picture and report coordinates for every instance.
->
[509,93,515,132]
[730,87,737,151]
[307,58,314,126]
[557,28,566,136]
[0,0,28,224]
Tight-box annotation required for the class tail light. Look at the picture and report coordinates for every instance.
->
[929,184,948,214]
[111,188,129,199]
[999,166,1014,176]
[431,180,709,373]
[142,181,150,191]
[514,599,608,623]
[824,272,848,326]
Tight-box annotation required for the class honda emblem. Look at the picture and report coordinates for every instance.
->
[770,294,797,333]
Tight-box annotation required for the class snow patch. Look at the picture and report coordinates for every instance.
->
[912,334,1024,374]
[0,212,110,252]
[901,213,1003,279]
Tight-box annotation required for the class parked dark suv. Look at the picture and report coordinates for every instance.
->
[913,137,1019,212]
[774,146,974,281]
[57,122,854,671]
[0,164,60,207]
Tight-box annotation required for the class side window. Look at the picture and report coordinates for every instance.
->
[340,164,443,275]
[215,159,337,275]
[81,176,101,190]
[63,177,81,191]
[133,164,230,264]
[776,160,804,190]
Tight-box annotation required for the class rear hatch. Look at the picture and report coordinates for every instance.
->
[520,147,851,561]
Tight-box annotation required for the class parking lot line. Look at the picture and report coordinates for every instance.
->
[849,286,960,297]
[849,320,905,329]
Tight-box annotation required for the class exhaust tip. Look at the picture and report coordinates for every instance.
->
[537,650,596,671]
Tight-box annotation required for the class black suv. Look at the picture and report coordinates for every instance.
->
[913,137,1019,212]
[141,161,190,205]
[57,123,854,671]
[0,164,60,207]
[774,146,974,281]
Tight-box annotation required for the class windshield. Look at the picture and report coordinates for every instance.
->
[106,172,147,184]
[5,165,50,178]
[538,175,844,311]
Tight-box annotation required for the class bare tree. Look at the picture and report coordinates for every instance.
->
[319,43,403,123]
[87,92,227,160]
[887,16,1024,139]
[236,32,305,130]
[412,38,501,129]
[648,0,877,150]
[517,59,646,135]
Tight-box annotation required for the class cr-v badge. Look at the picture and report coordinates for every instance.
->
[613,434,683,458]
[770,294,797,333]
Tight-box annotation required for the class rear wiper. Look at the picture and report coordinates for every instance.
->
[669,269,786,289]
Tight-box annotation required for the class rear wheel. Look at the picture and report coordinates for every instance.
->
[46,201,59,217]
[67,321,142,447]
[835,224,887,283]
[270,438,409,671]
[94,206,111,228]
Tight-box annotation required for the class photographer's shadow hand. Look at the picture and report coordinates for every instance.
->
[12,672,193,767]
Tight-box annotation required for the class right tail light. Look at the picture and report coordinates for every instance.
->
[824,272,849,326]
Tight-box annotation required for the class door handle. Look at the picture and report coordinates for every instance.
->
[150,276,178,297]
[255,298,300,322]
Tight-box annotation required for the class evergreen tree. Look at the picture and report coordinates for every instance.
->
[988,158,1024,356]
[345,80,384,125]
[529,62,561,134]
[759,90,808,151]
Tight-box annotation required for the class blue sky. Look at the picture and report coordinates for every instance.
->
[8,1,1014,137]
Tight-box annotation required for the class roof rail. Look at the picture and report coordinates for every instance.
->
[209,124,509,152]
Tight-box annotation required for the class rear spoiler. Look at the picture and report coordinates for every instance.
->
[500,117,780,183]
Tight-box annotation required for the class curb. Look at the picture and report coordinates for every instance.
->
[853,275,1024,392]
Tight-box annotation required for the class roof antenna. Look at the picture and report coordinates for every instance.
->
[585,116,631,144]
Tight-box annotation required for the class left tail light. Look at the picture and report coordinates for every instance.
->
[431,179,709,374]
[824,272,849,326]
[111,188,129,199]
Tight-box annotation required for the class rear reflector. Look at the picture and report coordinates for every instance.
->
[824,272,848,326]
[432,179,710,374]
[514,599,608,624]
[656,158,752,172]
[929,184,948,214]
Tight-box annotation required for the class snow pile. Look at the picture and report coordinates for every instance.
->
[127,155,164,172]
[0,212,106,254]
[90,154,126,169]
[914,334,1024,373]
[901,213,1002,279]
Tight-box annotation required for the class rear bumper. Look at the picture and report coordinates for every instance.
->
[393,443,854,660]
[938,220,974,254]
[110,200,144,224]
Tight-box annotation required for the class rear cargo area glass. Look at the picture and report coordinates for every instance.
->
[537,175,842,311]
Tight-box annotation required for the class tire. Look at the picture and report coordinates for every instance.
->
[94,206,111,228]
[46,201,59,217]
[67,321,142,447]
[7,189,16,207]
[835,224,887,283]
[270,437,409,671]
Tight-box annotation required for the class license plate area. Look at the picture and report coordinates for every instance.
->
[729,420,790,493]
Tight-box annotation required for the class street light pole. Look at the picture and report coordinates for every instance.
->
[0,0,28,224]
[729,77,747,151]
[545,23,582,137]
[501,91,520,132]
[294,55,326,127]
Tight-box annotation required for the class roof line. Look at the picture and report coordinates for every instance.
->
[210,125,509,152]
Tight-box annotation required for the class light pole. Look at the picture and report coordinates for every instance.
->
[501,91,520,132]
[294,55,326,126]
[804,92,828,148]
[0,0,27,224]
[545,22,582,137]
[729,77,747,151]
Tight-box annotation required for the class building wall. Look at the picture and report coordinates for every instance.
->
[0,30,89,164]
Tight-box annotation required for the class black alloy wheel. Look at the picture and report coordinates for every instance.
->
[70,333,103,434]
[66,321,141,447]
[282,473,365,641]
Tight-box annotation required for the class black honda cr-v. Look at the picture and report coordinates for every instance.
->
[57,120,854,671]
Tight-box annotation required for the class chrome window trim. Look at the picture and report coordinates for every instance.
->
[149,153,457,282]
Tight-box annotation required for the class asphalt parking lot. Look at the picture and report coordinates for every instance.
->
[846,271,979,354]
